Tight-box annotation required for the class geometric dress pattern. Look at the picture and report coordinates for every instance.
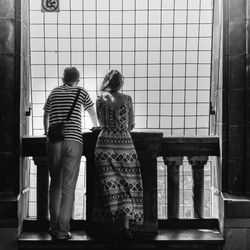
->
[93,95,144,225]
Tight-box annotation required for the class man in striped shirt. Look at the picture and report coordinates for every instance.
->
[43,67,97,240]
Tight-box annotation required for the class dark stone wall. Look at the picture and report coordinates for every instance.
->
[212,0,250,196]
[0,0,18,195]
[246,0,250,196]
[207,2,250,248]
[225,0,247,195]
[0,1,30,249]
[0,0,30,219]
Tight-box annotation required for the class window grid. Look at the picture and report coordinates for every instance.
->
[29,0,214,219]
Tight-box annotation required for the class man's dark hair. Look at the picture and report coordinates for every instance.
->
[63,67,80,85]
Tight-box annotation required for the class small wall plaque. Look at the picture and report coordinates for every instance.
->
[41,0,60,12]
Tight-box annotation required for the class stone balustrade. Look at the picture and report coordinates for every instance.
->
[22,132,220,233]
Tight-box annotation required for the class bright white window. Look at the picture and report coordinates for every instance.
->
[29,0,214,219]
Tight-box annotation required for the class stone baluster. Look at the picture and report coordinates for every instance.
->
[188,156,208,219]
[33,156,49,220]
[163,156,183,219]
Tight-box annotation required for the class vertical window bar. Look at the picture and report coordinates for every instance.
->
[209,0,215,136]
[184,1,189,135]
[28,3,34,135]
[82,4,85,128]
[171,0,176,135]
[108,0,111,69]
[146,0,149,128]
[133,0,137,116]
[121,0,124,77]
[195,0,202,135]
[95,0,98,97]
[56,11,59,86]
[69,0,72,66]
[159,0,163,129]
[43,12,47,125]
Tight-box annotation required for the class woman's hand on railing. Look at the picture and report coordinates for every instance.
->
[90,126,102,133]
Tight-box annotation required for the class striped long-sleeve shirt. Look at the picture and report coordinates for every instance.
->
[44,85,93,144]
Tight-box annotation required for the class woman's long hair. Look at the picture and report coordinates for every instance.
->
[100,70,124,93]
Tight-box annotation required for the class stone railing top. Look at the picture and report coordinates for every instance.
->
[22,132,220,158]
[162,136,220,156]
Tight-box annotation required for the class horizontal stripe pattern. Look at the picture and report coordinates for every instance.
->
[44,85,93,143]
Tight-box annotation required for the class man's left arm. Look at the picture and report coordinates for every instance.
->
[86,105,98,127]
[43,111,49,135]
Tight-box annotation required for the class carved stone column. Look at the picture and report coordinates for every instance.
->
[163,156,183,219]
[188,156,208,219]
[33,156,49,220]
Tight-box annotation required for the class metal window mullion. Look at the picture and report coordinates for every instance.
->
[108,0,111,69]
[95,0,98,97]
[121,0,124,85]
[170,0,176,135]
[183,1,189,135]
[159,0,163,129]
[146,0,149,128]
[195,0,202,135]
[56,11,59,86]
[29,6,35,135]
[69,0,72,66]
[43,11,47,119]
[82,2,85,129]
[208,0,215,136]
[133,1,137,118]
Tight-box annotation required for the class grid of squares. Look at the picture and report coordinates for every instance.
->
[30,0,213,136]
[29,0,214,219]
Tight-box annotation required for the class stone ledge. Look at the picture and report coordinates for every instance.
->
[0,194,19,219]
[222,193,250,218]
[224,219,250,228]
[18,229,224,250]
[0,218,18,228]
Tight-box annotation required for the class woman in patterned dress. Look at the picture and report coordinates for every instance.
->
[94,70,144,238]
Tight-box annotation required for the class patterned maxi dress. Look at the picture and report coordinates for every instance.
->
[93,93,144,225]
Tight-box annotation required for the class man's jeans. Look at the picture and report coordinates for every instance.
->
[47,140,83,236]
